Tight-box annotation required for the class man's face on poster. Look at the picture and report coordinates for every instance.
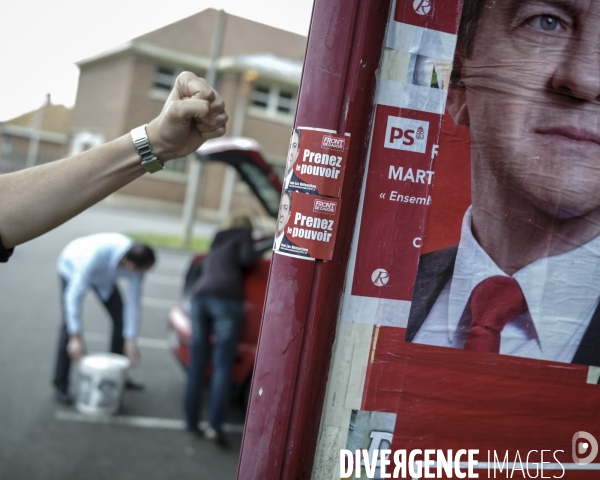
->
[277,193,291,236]
[286,131,300,173]
[456,0,600,219]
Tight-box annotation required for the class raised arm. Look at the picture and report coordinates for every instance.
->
[0,72,227,249]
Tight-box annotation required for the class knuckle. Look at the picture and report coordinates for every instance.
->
[166,101,184,118]
[178,71,194,81]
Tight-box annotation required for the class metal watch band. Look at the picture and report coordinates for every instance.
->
[130,125,164,174]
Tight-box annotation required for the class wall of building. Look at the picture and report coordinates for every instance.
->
[221,14,306,61]
[243,115,293,165]
[0,136,66,165]
[135,9,218,58]
[68,9,306,221]
[70,57,135,141]
[135,9,306,62]
[123,58,169,133]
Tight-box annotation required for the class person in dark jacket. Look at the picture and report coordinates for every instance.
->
[184,214,261,445]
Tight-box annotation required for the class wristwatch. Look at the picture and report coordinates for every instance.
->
[130,125,164,174]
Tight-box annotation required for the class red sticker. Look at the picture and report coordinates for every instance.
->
[274,191,341,261]
[282,128,350,198]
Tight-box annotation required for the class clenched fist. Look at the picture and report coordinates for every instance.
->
[146,72,228,161]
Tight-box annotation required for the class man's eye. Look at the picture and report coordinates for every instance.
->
[530,14,562,32]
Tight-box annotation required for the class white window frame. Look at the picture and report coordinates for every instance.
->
[250,84,297,118]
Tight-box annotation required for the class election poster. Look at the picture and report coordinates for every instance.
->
[312,0,600,478]
[282,127,350,198]
[273,191,341,261]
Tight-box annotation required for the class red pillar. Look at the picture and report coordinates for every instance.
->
[237,1,392,478]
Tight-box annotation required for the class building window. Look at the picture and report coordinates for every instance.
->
[164,156,188,175]
[277,90,294,114]
[251,85,270,109]
[1,135,12,154]
[250,84,297,117]
[153,66,179,92]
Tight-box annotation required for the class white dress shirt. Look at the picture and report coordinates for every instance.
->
[274,232,284,251]
[57,233,144,339]
[413,207,600,363]
[283,168,293,190]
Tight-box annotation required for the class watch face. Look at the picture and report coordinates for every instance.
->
[142,158,164,174]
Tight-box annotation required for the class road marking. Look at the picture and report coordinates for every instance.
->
[142,297,175,309]
[85,332,169,350]
[55,410,244,434]
[147,274,183,287]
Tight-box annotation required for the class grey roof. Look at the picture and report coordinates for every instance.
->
[78,43,303,86]
[220,53,303,85]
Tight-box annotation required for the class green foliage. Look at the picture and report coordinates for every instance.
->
[127,233,210,252]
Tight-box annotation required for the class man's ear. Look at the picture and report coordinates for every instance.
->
[446,54,470,127]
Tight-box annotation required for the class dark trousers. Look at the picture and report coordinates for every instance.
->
[53,277,124,392]
[184,297,243,433]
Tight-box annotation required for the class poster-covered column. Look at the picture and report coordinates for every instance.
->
[316,0,600,477]
[312,0,463,477]
[237,1,392,479]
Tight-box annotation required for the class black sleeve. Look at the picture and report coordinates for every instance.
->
[0,235,14,263]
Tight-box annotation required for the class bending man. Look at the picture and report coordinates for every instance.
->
[53,233,155,404]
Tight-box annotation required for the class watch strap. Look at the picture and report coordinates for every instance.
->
[131,125,164,174]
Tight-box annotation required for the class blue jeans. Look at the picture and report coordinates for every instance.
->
[184,297,243,433]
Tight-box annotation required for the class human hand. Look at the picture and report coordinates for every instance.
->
[146,72,228,161]
[67,335,86,362]
[124,338,140,366]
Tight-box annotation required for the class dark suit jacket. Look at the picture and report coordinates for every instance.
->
[0,234,14,263]
[406,245,600,367]
[278,233,310,258]
[286,171,320,195]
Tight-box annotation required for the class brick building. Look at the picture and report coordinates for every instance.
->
[70,9,306,221]
[0,99,71,173]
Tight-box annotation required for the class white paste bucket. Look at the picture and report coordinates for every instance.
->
[76,353,130,416]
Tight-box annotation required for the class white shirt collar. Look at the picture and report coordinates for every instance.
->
[274,231,284,250]
[448,206,600,355]
[284,168,293,188]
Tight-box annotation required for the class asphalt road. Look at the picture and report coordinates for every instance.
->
[0,204,246,480]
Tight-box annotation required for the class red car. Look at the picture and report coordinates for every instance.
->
[167,137,282,406]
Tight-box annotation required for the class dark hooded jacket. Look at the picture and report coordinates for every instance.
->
[0,235,14,263]
[191,228,261,301]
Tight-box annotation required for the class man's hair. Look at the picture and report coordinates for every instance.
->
[457,0,487,58]
[125,244,155,268]
[225,213,254,230]
[293,128,302,143]
[282,190,293,209]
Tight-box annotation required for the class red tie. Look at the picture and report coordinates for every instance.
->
[464,276,528,354]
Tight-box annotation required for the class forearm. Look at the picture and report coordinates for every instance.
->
[0,72,226,249]
[123,276,142,339]
[64,280,87,335]
[0,135,143,248]
[122,304,141,339]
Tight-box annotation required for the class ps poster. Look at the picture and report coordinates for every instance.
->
[314,0,600,478]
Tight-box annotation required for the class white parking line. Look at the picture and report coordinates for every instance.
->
[55,410,244,434]
[85,332,169,350]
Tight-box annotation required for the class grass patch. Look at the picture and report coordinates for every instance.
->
[127,233,211,252]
